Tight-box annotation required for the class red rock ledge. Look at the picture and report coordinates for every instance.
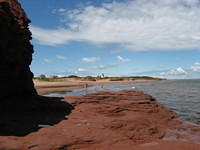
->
[0,90,200,150]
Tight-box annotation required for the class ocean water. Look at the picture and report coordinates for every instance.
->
[46,79,200,124]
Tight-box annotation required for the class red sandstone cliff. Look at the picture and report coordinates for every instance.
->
[0,0,37,98]
[0,0,73,138]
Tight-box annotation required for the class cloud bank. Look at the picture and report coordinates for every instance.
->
[31,0,200,51]
[160,67,188,76]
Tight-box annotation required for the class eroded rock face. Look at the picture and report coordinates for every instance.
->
[0,0,37,98]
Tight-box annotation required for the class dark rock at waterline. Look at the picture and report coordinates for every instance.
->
[0,0,37,98]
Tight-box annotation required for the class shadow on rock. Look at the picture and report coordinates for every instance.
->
[0,96,73,136]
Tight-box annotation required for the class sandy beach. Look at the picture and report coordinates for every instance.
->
[34,80,87,95]
[34,77,163,95]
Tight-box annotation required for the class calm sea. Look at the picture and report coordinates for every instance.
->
[46,79,200,124]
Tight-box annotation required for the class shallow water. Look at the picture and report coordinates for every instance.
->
[45,79,200,124]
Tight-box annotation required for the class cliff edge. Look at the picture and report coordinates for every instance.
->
[0,0,37,98]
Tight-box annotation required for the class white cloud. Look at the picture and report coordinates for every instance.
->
[52,8,67,14]
[171,67,188,75]
[56,55,67,60]
[82,57,100,62]
[67,68,88,74]
[44,59,52,63]
[191,66,200,72]
[117,56,130,62]
[159,72,167,76]
[160,67,188,75]
[92,64,117,70]
[191,62,200,72]
[77,68,86,72]
[31,0,200,51]
[30,26,75,45]
[57,8,66,13]
[194,62,200,65]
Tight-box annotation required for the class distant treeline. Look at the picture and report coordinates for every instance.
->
[34,74,163,82]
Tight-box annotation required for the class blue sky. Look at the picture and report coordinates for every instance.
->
[18,0,200,78]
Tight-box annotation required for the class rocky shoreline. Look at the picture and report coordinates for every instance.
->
[1,90,200,150]
[0,1,200,149]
